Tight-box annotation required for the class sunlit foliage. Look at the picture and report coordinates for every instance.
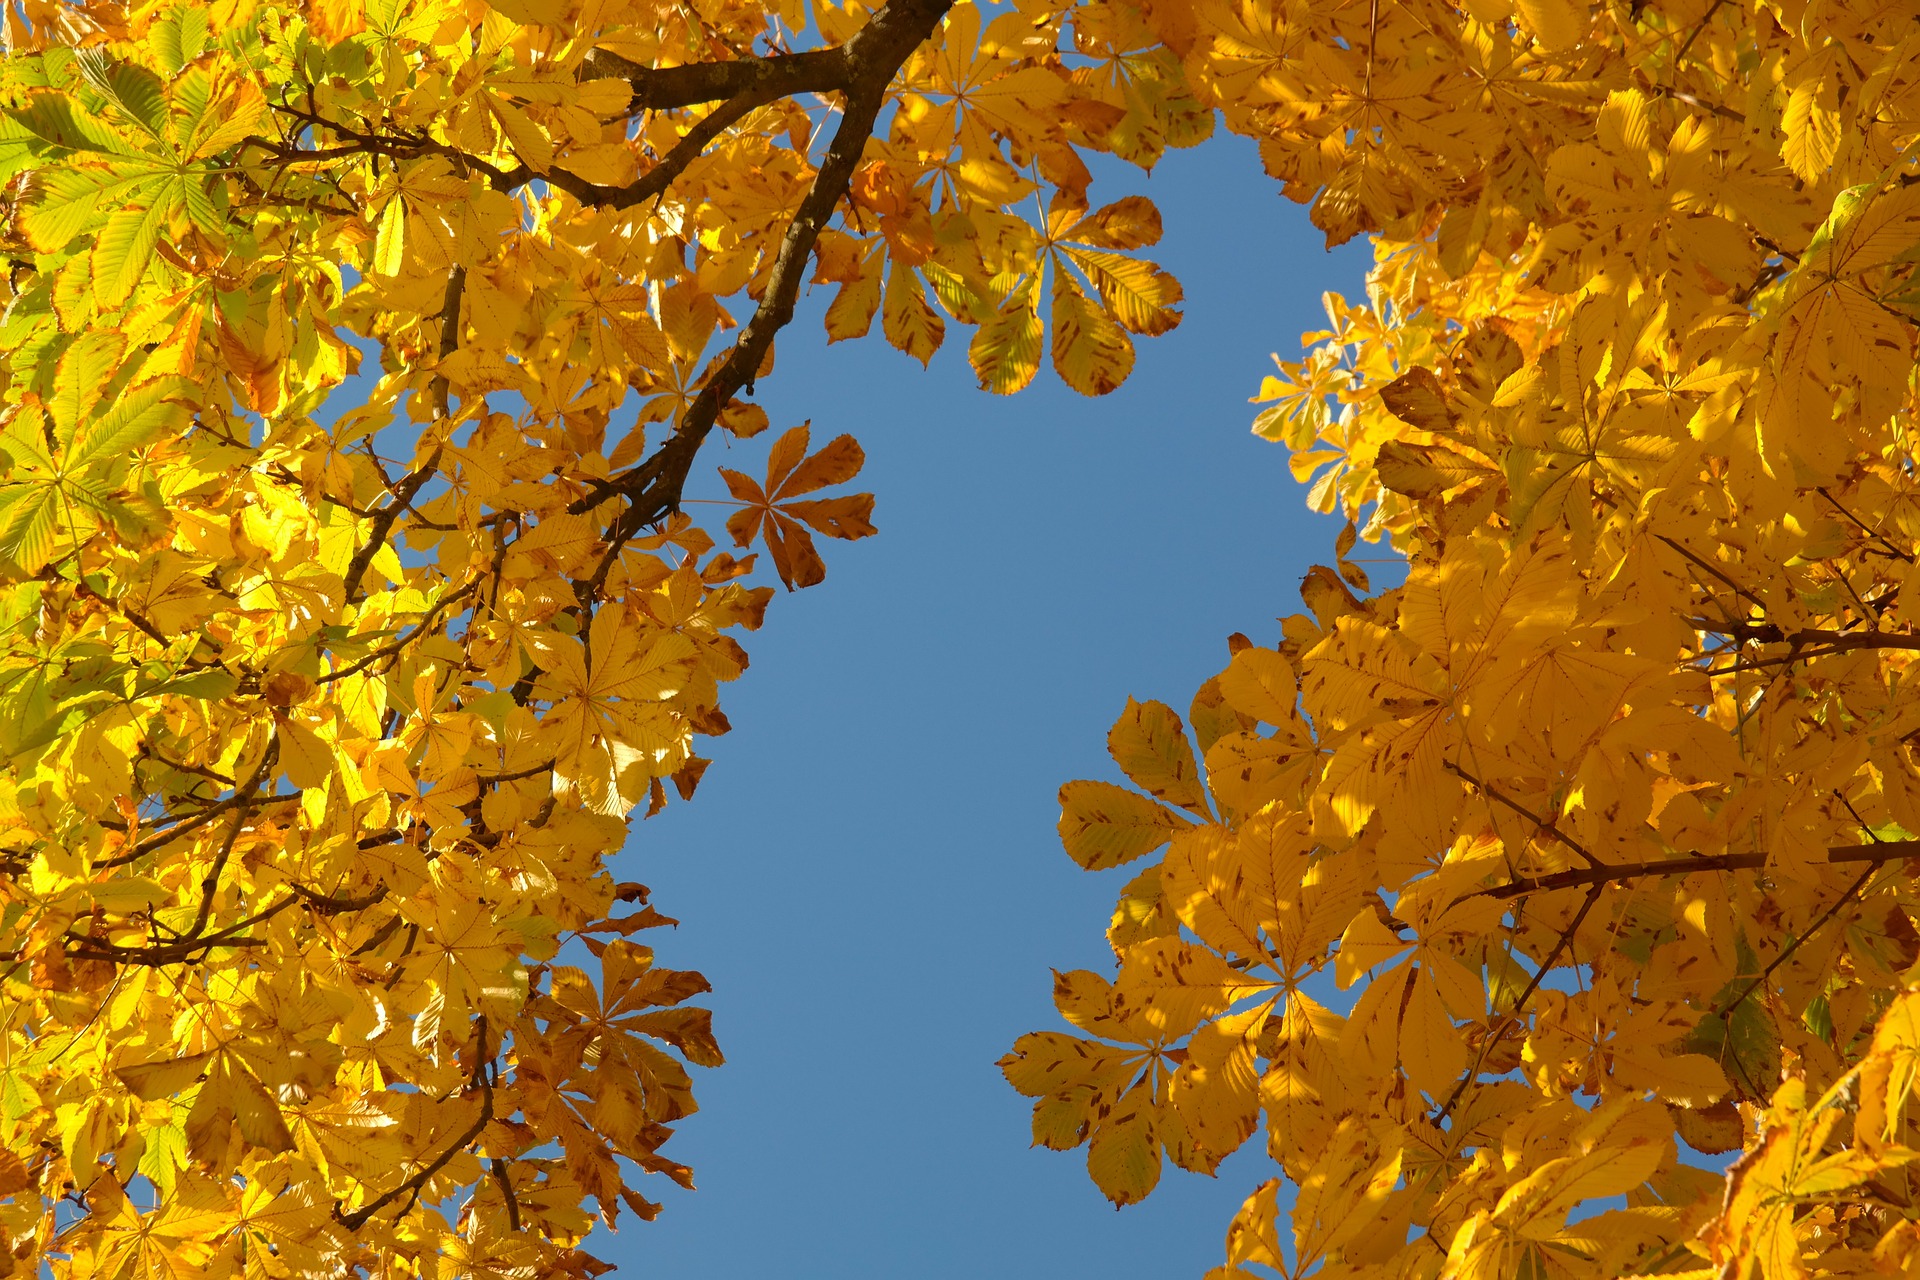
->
[1006,1,1920,1277]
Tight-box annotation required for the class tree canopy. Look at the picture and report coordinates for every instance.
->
[1,0,1919,1275]
[1003,2,1920,1278]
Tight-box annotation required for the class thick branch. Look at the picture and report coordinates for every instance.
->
[428,265,466,417]
[530,88,782,211]
[1705,631,1920,675]
[580,45,850,111]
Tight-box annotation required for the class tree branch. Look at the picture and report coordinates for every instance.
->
[579,45,850,112]
[1433,883,1602,1121]
[565,0,954,555]
[98,738,278,869]
[315,577,478,686]
[342,444,444,604]
[65,882,387,967]
[1657,532,1767,614]
[337,1015,495,1229]
[1448,761,1603,869]
[1471,841,1920,901]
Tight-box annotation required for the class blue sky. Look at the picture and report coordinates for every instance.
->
[591,133,1373,1276]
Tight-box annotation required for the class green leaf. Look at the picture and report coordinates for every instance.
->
[0,115,42,185]
[74,50,169,144]
[137,668,238,701]
[68,377,188,474]
[47,330,125,442]
[1803,183,1875,267]
[151,7,211,75]
[182,174,225,239]
[20,166,154,253]
[91,189,176,308]
[7,91,140,156]
[6,689,118,757]
[1683,952,1783,1104]
[0,407,58,476]
[0,583,41,637]
[0,483,62,574]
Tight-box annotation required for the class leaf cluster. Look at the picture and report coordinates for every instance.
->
[1007,1,1920,1277]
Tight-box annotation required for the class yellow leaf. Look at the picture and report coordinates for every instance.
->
[276,716,335,790]
[1781,81,1840,183]
[1513,0,1584,50]
[882,259,944,367]
[116,1052,215,1101]
[1216,647,1297,726]
[1106,697,1210,818]
[969,276,1043,395]
[1050,266,1134,395]
[1085,1078,1160,1206]
[1056,779,1187,870]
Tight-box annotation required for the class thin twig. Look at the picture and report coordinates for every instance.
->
[99,738,278,869]
[1433,884,1602,1121]
[1656,533,1767,613]
[341,446,446,604]
[315,578,479,686]
[337,1015,495,1229]
[1447,761,1604,869]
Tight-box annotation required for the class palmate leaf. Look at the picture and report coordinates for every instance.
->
[719,424,876,590]
[0,373,181,574]
[964,200,1179,397]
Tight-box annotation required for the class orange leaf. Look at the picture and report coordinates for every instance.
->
[764,513,825,590]
[775,433,866,499]
[781,494,877,541]
[723,429,874,588]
